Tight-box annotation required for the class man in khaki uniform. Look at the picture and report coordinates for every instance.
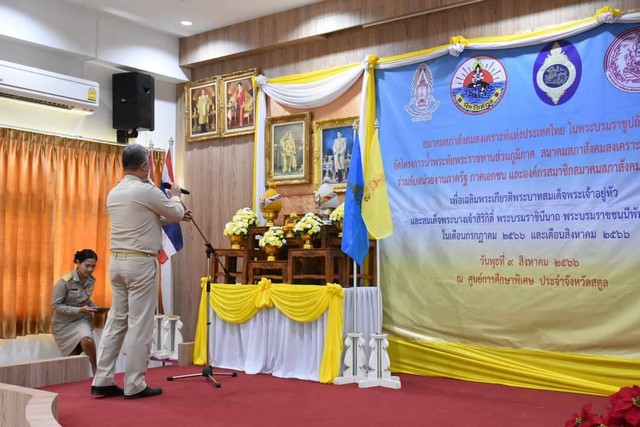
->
[91,143,191,399]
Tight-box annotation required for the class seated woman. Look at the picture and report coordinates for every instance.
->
[51,249,100,374]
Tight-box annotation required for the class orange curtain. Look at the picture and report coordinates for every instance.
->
[0,128,122,338]
[0,128,166,339]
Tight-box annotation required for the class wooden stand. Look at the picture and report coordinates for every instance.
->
[214,223,377,287]
[211,248,266,284]
[287,248,347,285]
[248,260,288,284]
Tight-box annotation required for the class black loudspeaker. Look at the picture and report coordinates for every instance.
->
[112,72,155,131]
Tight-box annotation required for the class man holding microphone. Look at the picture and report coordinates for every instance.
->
[92,143,192,399]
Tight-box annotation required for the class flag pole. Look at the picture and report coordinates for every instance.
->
[351,120,359,334]
[334,120,367,386]
[358,119,400,389]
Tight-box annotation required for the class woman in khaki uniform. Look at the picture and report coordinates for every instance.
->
[51,249,100,375]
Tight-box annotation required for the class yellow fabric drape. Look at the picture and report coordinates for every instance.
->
[194,278,344,383]
[387,336,640,396]
[0,128,126,338]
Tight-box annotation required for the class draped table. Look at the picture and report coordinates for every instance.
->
[193,279,379,383]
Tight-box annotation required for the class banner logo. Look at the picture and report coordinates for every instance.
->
[451,55,507,115]
[533,40,581,105]
[604,27,640,93]
[405,63,440,121]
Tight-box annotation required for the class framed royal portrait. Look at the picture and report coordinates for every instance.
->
[185,77,219,143]
[265,112,312,185]
[221,68,257,137]
[313,116,358,192]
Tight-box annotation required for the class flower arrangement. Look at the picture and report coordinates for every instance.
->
[259,227,287,248]
[223,207,259,236]
[565,385,640,427]
[293,212,323,236]
[329,202,344,224]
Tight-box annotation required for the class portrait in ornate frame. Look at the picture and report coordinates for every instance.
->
[221,68,258,137]
[265,112,312,185]
[313,116,358,192]
[185,76,219,143]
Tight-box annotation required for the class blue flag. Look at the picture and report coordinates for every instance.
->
[341,131,369,266]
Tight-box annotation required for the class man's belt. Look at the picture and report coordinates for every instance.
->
[110,250,156,258]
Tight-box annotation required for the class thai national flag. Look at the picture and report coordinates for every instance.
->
[158,146,183,264]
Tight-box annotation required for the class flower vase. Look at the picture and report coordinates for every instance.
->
[335,220,343,237]
[301,233,313,249]
[263,244,279,261]
[229,234,244,249]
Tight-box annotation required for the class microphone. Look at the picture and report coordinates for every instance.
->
[162,182,190,195]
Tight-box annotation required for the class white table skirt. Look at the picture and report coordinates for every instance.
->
[209,287,380,382]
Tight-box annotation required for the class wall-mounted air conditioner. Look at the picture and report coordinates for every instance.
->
[0,59,99,114]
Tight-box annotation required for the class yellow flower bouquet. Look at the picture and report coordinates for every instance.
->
[329,202,344,224]
[259,226,287,248]
[293,212,323,236]
[223,207,259,237]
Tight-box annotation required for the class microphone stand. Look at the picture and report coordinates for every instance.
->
[166,203,237,388]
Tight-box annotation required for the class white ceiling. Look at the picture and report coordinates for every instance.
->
[61,0,324,37]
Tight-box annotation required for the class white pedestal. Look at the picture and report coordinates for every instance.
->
[164,315,183,360]
[151,315,168,358]
[334,332,368,385]
[358,333,401,389]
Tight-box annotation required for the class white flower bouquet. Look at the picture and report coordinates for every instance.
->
[259,226,287,248]
[293,212,323,236]
[223,207,259,236]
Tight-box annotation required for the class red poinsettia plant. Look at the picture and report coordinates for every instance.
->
[566,385,640,427]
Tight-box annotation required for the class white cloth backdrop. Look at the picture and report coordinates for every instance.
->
[209,287,379,382]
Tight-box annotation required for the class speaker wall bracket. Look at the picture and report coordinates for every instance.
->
[116,129,139,144]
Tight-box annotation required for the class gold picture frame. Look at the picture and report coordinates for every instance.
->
[221,68,257,137]
[185,76,219,143]
[313,116,358,192]
[265,113,312,185]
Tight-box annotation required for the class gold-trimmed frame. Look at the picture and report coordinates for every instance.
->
[313,116,358,192]
[265,113,312,185]
[185,76,219,143]
[221,68,258,137]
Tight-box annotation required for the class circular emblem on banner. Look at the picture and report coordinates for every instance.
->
[450,55,507,115]
[604,27,640,93]
[533,40,581,106]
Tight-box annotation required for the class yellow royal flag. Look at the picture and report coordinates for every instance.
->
[362,127,393,239]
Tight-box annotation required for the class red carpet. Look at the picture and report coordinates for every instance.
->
[41,365,608,426]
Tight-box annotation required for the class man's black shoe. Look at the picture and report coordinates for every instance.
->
[91,385,124,397]
[124,386,162,400]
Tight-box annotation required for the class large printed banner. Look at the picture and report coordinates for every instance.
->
[378,24,640,357]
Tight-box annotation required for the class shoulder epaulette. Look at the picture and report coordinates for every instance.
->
[62,273,73,282]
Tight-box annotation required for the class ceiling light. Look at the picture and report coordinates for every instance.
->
[181,20,193,26]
